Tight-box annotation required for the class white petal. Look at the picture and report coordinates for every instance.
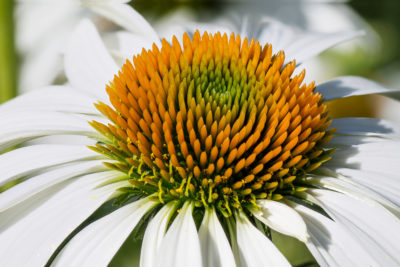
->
[152,7,237,43]
[199,207,236,267]
[113,31,155,58]
[0,171,125,267]
[0,86,99,114]
[16,3,79,93]
[156,202,202,267]
[140,201,178,267]
[252,200,309,242]
[293,203,381,267]
[316,76,400,101]
[152,8,198,41]
[326,142,400,176]
[24,134,97,147]
[257,18,361,64]
[331,117,400,139]
[236,210,290,267]
[0,111,96,152]
[15,1,78,53]
[84,1,160,44]
[333,168,400,207]
[311,189,400,265]
[0,160,106,211]
[329,135,387,147]
[65,19,118,100]
[285,31,363,64]
[0,144,102,186]
[305,175,400,218]
[54,196,158,266]
[18,37,64,94]
[257,19,297,54]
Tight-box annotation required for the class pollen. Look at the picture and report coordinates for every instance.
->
[91,31,334,215]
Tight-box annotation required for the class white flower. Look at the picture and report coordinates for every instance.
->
[15,0,158,94]
[2,9,400,267]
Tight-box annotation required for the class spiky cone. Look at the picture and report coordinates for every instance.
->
[91,30,334,216]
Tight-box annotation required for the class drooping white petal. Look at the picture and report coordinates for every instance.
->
[199,207,236,267]
[236,210,290,267]
[54,196,158,266]
[24,134,97,147]
[0,144,102,186]
[331,117,400,139]
[326,141,400,176]
[329,135,388,147]
[0,111,97,152]
[316,76,400,101]
[156,201,202,267]
[293,203,381,267]
[0,160,106,211]
[0,86,99,114]
[140,201,178,267]
[333,167,400,207]
[84,1,160,44]
[0,171,127,267]
[65,19,118,100]
[251,200,309,242]
[305,175,400,218]
[311,189,400,265]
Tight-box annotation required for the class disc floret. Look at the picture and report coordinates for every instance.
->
[90,31,334,216]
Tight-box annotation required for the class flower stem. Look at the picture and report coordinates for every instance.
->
[0,0,17,103]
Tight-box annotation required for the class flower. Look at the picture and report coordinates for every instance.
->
[15,0,159,94]
[2,12,400,267]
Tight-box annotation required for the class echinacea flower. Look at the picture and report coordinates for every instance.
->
[2,15,400,267]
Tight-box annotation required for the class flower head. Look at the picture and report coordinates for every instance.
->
[93,30,334,217]
[2,9,400,267]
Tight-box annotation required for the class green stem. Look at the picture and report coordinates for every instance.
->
[0,0,17,103]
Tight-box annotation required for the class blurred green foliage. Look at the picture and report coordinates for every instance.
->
[351,0,400,67]
[321,0,400,79]
[0,0,17,103]
[272,230,317,267]
[321,0,400,119]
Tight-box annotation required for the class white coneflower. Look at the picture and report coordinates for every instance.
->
[1,15,400,267]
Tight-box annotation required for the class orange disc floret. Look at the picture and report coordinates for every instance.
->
[91,31,335,214]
